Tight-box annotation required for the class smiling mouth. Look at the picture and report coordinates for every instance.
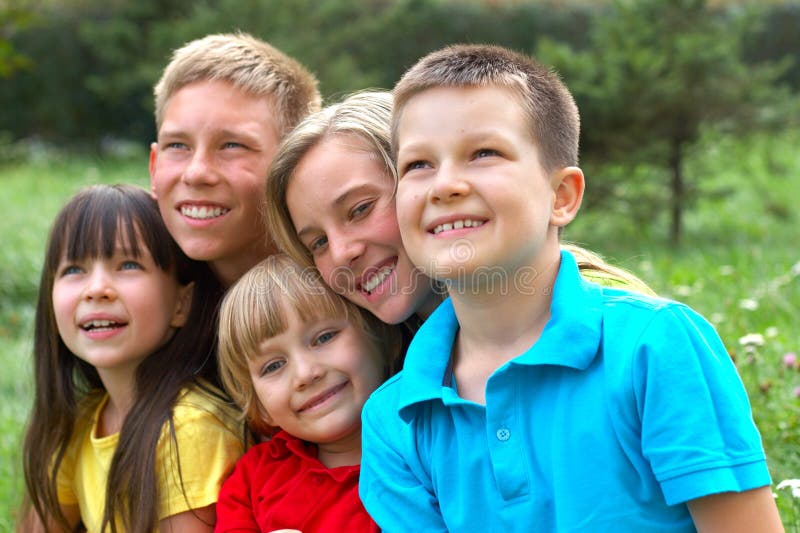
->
[180,205,230,220]
[80,319,127,331]
[298,382,348,412]
[360,262,396,294]
[432,218,485,235]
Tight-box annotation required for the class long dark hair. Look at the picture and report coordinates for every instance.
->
[22,184,225,532]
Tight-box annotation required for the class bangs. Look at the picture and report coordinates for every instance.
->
[221,255,353,362]
[52,185,178,274]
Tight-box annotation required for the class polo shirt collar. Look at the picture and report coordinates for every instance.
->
[398,250,603,414]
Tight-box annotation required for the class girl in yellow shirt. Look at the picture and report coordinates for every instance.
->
[20,184,244,533]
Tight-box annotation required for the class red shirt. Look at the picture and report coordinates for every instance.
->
[214,430,379,532]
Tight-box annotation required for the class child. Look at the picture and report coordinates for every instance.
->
[264,90,653,328]
[359,45,783,531]
[149,32,321,287]
[215,254,401,532]
[20,185,244,533]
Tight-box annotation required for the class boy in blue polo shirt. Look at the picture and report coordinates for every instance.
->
[359,44,783,532]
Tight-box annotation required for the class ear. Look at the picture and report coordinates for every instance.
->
[550,166,584,228]
[169,281,194,328]
[149,142,159,200]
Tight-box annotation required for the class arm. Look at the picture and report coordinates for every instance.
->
[214,453,261,533]
[17,503,81,533]
[160,503,216,533]
[687,487,784,533]
[633,305,774,505]
[360,397,448,533]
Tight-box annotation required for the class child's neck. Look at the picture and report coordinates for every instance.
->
[448,251,562,404]
[316,429,362,469]
[95,368,137,438]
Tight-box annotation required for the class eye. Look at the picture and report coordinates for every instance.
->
[312,329,339,346]
[261,359,286,376]
[403,160,430,174]
[59,264,84,277]
[163,141,188,150]
[474,148,500,159]
[120,260,143,271]
[349,200,374,220]
[222,141,245,149]
[308,235,328,254]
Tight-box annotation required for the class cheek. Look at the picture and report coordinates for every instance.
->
[51,286,75,337]
[368,203,403,248]
[394,190,420,236]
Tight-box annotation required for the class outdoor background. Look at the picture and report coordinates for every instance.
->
[2,0,799,529]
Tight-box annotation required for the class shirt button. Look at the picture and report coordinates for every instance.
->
[496,427,510,441]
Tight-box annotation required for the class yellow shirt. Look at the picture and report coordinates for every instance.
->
[56,382,244,532]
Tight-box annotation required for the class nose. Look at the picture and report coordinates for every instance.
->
[82,265,116,301]
[328,229,365,269]
[181,147,220,187]
[430,162,471,203]
[292,351,324,390]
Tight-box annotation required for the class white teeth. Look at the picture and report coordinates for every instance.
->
[362,266,394,293]
[82,319,120,330]
[433,219,483,235]
[181,206,229,219]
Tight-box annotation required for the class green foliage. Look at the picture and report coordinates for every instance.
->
[0,0,598,145]
[0,1,35,77]
[537,0,795,244]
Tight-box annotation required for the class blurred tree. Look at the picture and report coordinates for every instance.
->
[538,0,792,244]
[0,2,33,78]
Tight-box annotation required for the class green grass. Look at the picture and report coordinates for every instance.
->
[1,131,799,528]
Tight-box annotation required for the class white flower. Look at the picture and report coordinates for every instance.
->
[765,326,779,338]
[791,261,800,277]
[776,479,800,498]
[738,298,759,311]
[710,312,725,324]
[738,333,765,347]
[719,265,735,276]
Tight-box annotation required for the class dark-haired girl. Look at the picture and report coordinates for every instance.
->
[20,184,244,533]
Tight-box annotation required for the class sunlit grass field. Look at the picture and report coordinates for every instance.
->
[1,130,798,529]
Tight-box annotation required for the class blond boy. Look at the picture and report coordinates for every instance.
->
[360,44,782,532]
[149,33,321,286]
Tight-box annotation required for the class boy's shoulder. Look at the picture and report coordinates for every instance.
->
[367,372,405,402]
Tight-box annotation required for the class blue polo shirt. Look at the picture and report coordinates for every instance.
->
[360,251,770,532]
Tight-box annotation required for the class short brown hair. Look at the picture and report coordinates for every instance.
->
[393,44,580,172]
[217,254,401,436]
[153,32,321,136]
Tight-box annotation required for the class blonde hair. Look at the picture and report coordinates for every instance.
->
[217,254,401,436]
[264,90,395,269]
[392,43,579,173]
[153,32,321,136]
[563,244,656,296]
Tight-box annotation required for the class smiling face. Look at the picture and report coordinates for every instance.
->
[249,306,386,456]
[149,79,281,286]
[52,235,190,382]
[285,134,436,324]
[395,85,576,289]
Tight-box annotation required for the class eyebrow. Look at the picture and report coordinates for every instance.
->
[295,183,379,241]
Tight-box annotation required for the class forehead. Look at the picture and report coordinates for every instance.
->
[396,85,531,148]
[287,135,392,209]
[160,79,279,137]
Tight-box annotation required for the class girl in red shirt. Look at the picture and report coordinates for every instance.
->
[215,254,401,532]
